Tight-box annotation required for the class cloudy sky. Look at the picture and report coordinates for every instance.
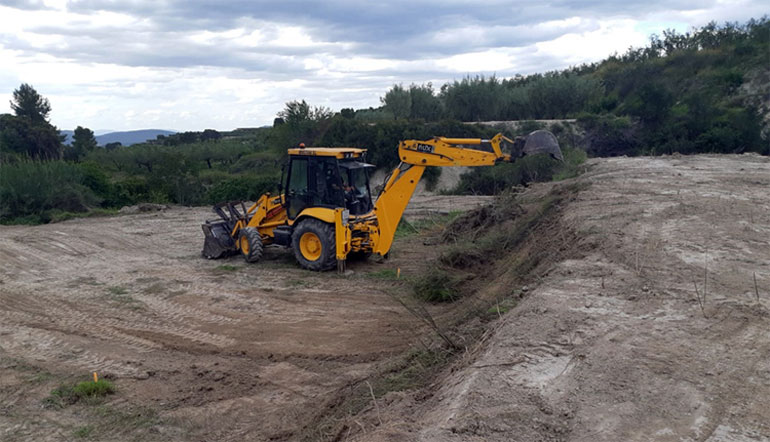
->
[0,1,766,132]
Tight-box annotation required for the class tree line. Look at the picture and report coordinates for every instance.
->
[1,18,767,223]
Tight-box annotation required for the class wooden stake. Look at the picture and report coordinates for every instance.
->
[754,272,760,302]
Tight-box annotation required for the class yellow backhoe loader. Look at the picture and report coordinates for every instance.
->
[201,131,562,271]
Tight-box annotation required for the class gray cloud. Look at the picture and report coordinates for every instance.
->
[21,0,720,64]
[1,0,764,130]
[0,0,47,10]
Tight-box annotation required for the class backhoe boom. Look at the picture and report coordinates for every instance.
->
[373,131,562,257]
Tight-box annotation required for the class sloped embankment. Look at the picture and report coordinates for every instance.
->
[355,154,770,442]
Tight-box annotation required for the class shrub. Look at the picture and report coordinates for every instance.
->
[0,161,99,223]
[451,151,570,195]
[206,174,278,203]
[412,269,462,302]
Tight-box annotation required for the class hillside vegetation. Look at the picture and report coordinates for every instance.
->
[0,19,767,223]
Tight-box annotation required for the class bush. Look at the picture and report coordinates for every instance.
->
[412,269,462,302]
[451,152,572,195]
[0,161,99,223]
[206,174,278,203]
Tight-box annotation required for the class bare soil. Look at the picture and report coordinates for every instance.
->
[0,194,488,441]
[355,154,770,441]
[2,155,769,442]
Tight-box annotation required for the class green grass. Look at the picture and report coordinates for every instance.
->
[73,425,94,438]
[215,264,239,271]
[29,372,54,384]
[74,379,116,397]
[552,147,588,181]
[395,211,463,239]
[45,379,115,408]
[485,297,519,318]
[366,268,399,280]
[286,278,309,287]
[105,285,145,309]
[374,349,449,396]
[412,269,463,303]
[106,286,128,296]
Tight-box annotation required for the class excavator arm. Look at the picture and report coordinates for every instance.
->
[372,130,562,256]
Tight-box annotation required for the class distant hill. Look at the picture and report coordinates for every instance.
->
[60,129,176,146]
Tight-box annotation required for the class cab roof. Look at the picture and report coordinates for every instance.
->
[287,147,366,159]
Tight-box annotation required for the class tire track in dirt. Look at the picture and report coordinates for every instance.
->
[0,324,140,377]
[0,198,481,441]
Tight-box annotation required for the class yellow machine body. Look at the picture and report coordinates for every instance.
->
[201,132,562,271]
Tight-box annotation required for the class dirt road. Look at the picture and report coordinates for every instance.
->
[361,154,770,441]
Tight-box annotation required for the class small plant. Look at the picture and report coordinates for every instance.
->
[485,298,519,319]
[73,425,93,438]
[46,379,115,408]
[367,269,399,279]
[395,212,463,239]
[286,278,308,287]
[106,286,127,296]
[74,379,116,398]
[394,218,420,239]
[412,270,461,303]
[215,264,238,271]
[376,349,449,394]
[105,286,143,309]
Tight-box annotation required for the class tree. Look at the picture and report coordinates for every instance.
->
[381,84,411,119]
[11,83,52,124]
[339,108,355,119]
[408,83,443,121]
[64,126,98,162]
[278,100,311,126]
[1,84,62,160]
[201,129,221,141]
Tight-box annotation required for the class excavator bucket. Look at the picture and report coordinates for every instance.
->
[201,221,236,259]
[523,130,563,162]
[200,201,249,259]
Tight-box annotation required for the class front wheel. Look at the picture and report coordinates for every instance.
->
[239,227,263,263]
[292,219,336,271]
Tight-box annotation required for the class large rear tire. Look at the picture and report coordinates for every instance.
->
[239,227,263,263]
[292,219,336,271]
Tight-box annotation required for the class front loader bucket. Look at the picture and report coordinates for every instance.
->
[201,221,236,259]
[523,130,563,162]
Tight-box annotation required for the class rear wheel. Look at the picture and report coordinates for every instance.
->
[239,227,263,263]
[292,219,336,271]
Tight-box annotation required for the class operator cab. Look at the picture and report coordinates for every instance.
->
[283,147,375,219]
[338,160,375,215]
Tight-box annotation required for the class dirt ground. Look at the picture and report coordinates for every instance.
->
[0,194,490,441]
[2,155,769,442]
[357,154,770,441]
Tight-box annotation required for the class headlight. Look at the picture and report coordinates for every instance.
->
[342,209,350,226]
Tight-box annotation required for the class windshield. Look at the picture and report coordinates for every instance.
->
[339,162,373,215]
